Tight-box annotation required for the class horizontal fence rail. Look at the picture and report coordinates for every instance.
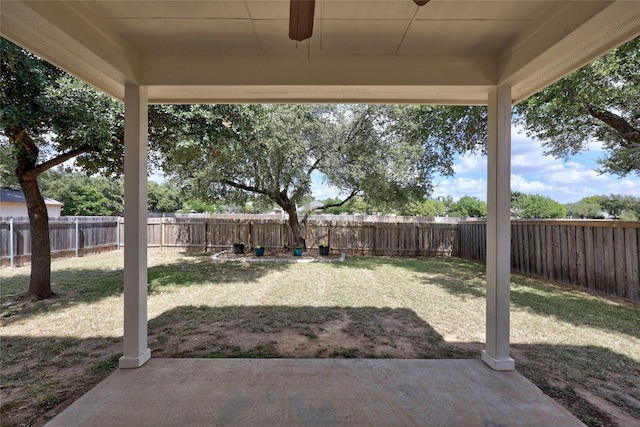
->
[459,220,640,303]
[2,216,638,303]
[0,216,121,268]
[146,216,459,257]
[0,215,458,267]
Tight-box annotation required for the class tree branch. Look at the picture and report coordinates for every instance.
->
[316,190,359,211]
[583,104,640,147]
[39,146,92,172]
[300,189,359,224]
[23,145,93,180]
[224,179,271,198]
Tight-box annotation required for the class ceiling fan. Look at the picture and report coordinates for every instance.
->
[289,0,430,41]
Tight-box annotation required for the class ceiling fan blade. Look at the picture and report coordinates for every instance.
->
[289,0,316,41]
[288,0,426,42]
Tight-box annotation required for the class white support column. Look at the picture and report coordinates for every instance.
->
[119,83,151,369]
[481,85,515,371]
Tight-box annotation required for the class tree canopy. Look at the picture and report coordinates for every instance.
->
[565,195,640,220]
[400,197,446,217]
[565,196,606,219]
[598,194,640,220]
[511,192,566,219]
[447,196,487,218]
[1,38,124,299]
[154,104,473,246]
[38,169,124,216]
[514,36,640,176]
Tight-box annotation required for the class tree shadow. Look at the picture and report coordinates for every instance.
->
[0,334,122,427]
[0,254,292,324]
[335,256,640,340]
[332,255,486,304]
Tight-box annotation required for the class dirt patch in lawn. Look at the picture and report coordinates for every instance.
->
[150,307,461,360]
[1,305,631,427]
[146,305,629,427]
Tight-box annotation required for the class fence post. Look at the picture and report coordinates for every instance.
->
[75,218,79,257]
[9,218,14,268]
[160,216,165,251]
[204,220,208,252]
[371,224,376,256]
[116,217,121,250]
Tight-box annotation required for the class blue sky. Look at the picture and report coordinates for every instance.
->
[311,126,640,204]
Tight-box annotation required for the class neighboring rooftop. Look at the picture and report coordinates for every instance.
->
[0,186,63,206]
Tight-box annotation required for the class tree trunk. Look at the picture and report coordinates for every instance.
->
[285,206,306,249]
[20,179,53,299]
[16,144,53,300]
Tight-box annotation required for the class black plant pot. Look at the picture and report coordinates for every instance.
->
[319,245,330,256]
[233,243,245,254]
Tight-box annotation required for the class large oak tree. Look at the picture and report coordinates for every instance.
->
[153,104,479,247]
[1,38,124,300]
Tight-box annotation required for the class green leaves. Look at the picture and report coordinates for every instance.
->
[155,104,432,212]
[512,193,566,219]
[565,194,640,220]
[514,36,640,177]
[1,38,125,178]
[447,196,487,218]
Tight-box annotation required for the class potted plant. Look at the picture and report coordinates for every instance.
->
[233,242,245,254]
[292,246,303,257]
[254,245,265,257]
[319,243,330,256]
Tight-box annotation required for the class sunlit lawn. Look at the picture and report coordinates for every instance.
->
[1,251,638,426]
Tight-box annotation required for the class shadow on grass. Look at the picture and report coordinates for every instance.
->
[336,256,487,298]
[148,304,636,426]
[0,334,122,427]
[339,256,640,341]
[147,305,472,360]
[0,254,292,324]
[512,342,640,426]
[3,304,637,427]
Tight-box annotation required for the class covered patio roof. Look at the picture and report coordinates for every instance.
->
[3,1,639,105]
[3,0,640,377]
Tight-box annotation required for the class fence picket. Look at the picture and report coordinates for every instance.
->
[2,216,638,303]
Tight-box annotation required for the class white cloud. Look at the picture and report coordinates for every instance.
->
[510,174,547,193]
[310,171,342,200]
[453,154,485,175]
[546,167,604,185]
[432,177,487,201]
[310,125,640,205]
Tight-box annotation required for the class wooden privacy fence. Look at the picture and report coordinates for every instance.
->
[0,216,458,267]
[0,216,121,268]
[459,220,640,303]
[149,216,459,257]
[3,216,638,303]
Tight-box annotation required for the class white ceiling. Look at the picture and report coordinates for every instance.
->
[2,0,640,104]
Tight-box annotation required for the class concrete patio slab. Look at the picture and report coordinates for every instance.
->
[47,359,583,427]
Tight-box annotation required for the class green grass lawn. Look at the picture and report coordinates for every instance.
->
[1,251,638,427]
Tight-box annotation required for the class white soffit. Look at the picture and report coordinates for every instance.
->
[1,0,640,105]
